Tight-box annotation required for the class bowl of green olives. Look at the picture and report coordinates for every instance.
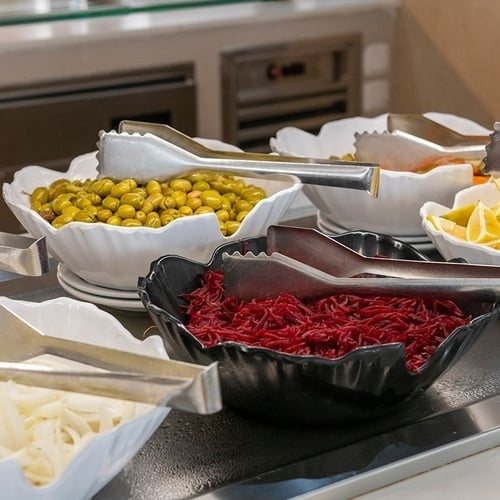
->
[3,149,301,290]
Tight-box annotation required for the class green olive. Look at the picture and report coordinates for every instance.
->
[146,180,162,195]
[121,192,144,209]
[117,204,136,219]
[106,215,123,226]
[102,196,120,212]
[192,180,211,192]
[194,206,215,215]
[73,209,96,223]
[31,187,49,211]
[171,190,187,208]
[170,178,192,193]
[52,214,74,228]
[145,212,161,228]
[186,197,203,211]
[236,210,249,223]
[122,218,142,227]
[234,200,252,213]
[110,180,132,198]
[200,190,223,210]
[178,205,193,216]
[92,178,115,197]
[225,220,241,235]
[216,209,230,223]
[96,208,113,222]
[135,210,147,224]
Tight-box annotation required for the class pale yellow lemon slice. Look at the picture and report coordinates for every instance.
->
[465,201,500,243]
[426,215,467,240]
[441,203,476,227]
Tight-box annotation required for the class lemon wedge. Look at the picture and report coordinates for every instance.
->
[465,201,500,243]
[441,203,476,227]
[426,215,467,240]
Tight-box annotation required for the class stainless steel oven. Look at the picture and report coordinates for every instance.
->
[0,63,196,232]
[221,35,361,152]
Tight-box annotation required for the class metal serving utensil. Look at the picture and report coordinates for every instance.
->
[0,232,50,276]
[0,304,221,414]
[221,251,500,302]
[96,120,380,195]
[482,121,500,174]
[265,225,500,279]
[354,114,489,171]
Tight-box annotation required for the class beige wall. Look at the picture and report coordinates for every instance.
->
[392,0,500,129]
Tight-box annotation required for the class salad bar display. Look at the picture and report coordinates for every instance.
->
[2,113,500,498]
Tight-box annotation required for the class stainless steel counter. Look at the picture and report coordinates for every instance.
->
[2,236,500,499]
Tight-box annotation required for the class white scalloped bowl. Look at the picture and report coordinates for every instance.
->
[0,296,170,500]
[3,147,301,290]
[420,182,500,265]
[270,113,489,237]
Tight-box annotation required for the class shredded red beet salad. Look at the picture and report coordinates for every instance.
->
[183,270,472,371]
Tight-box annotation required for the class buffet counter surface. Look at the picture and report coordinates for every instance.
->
[2,218,500,499]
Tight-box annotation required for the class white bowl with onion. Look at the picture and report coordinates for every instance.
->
[0,296,170,500]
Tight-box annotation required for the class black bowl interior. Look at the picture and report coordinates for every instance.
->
[138,230,498,425]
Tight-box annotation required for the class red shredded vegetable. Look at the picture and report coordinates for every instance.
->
[183,270,472,371]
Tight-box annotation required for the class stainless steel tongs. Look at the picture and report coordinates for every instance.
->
[354,114,490,171]
[96,120,380,195]
[0,232,50,276]
[0,304,222,415]
[221,226,500,302]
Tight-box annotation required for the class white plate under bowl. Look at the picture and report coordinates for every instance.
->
[57,271,144,312]
[58,264,139,300]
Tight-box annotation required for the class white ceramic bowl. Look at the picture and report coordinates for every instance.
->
[3,147,301,290]
[0,296,170,500]
[420,182,500,264]
[270,113,490,237]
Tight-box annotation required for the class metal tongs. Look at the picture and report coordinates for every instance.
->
[96,120,380,195]
[0,304,222,415]
[221,226,500,302]
[0,232,50,276]
[483,121,500,174]
[354,113,490,171]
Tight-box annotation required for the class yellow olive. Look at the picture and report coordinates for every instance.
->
[236,210,249,223]
[146,180,162,195]
[225,220,241,235]
[121,192,144,209]
[92,178,115,197]
[194,206,215,215]
[145,212,161,228]
[219,221,228,236]
[178,205,193,216]
[146,192,163,209]
[51,196,73,215]
[75,197,93,210]
[135,210,147,224]
[106,215,123,226]
[170,178,193,193]
[52,214,74,228]
[102,196,120,212]
[186,197,203,211]
[222,192,237,204]
[96,208,113,222]
[31,187,49,211]
[160,195,177,210]
[122,218,142,227]
[61,205,80,218]
[87,193,102,206]
[234,200,252,213]
[192,180,211,192]
[73,209,96,223]
[117,204,136,219]
[160,213,175,226]
[200,190,223,210]
[220,197,232,212]
[216,209,230,223]
[171,191,187,208]
[110,180,132,198]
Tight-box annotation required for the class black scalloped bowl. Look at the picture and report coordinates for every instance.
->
[138,231,499,425]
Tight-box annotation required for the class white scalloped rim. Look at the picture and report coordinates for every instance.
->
[0,296,169,500]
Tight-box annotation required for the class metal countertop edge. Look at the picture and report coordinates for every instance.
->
[198,393,500,499]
